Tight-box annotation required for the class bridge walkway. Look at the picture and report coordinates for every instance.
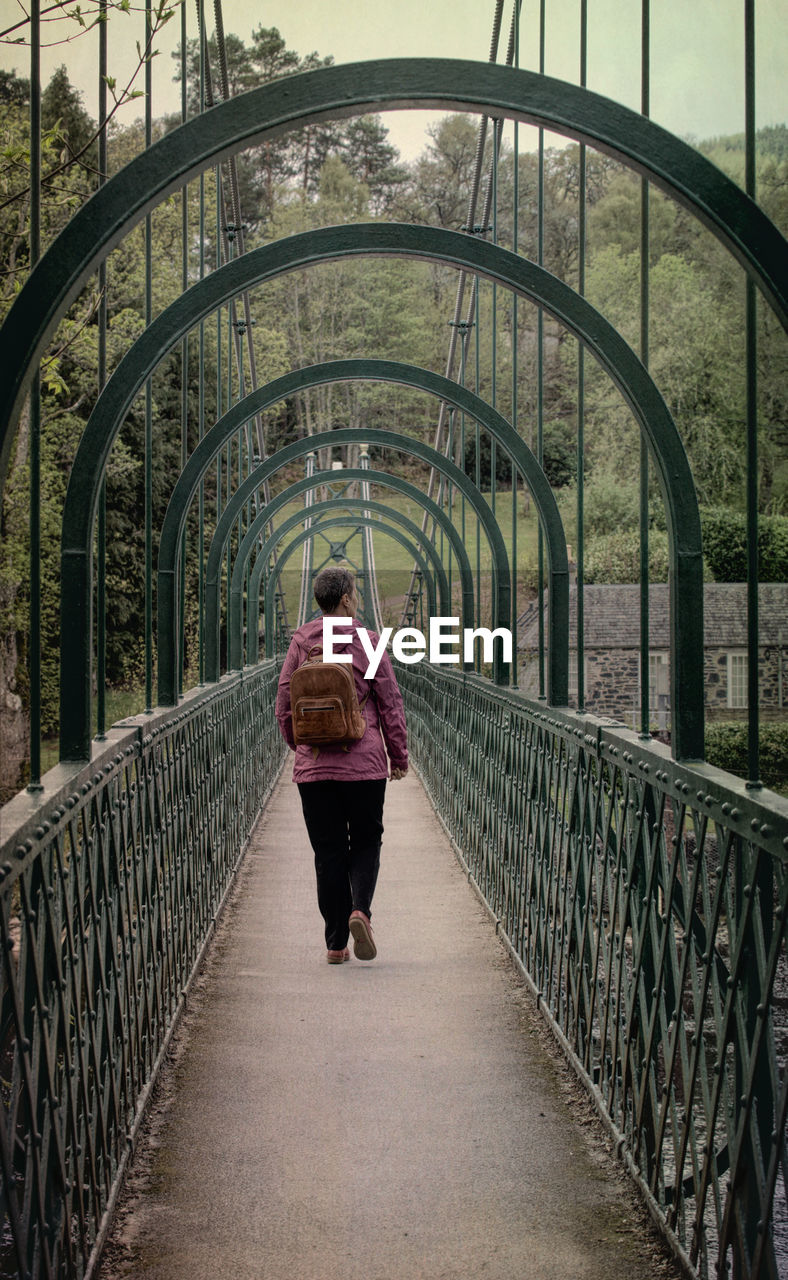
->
[100,768,682,1280]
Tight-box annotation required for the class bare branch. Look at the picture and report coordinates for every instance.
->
[40,286,103,371]
[1,0,170,45]
[44,392,88,419]
[0,2,182,216]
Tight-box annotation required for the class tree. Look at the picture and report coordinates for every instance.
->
[579,245,745,506]
[41,65,98,184]
[587,169,687,263]
[341,115,408,215]
[0,68,29,105]
[0,6,184,795]
[176,31,256,114]
[397,114,481,229]
[1,2,179,223]
[542,419,577,488]
[173,26,345,224]
[248,24,302,80]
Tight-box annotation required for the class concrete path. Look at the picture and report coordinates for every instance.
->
[102,770,681,1280]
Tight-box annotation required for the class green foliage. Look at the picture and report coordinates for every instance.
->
[700,507,788,582]
[582,244,747,506]
[1,409,87,733]
[700,508,746,580]
[173,27,406,226]
[464,413,576,491]
[1,17,786,774]
[588,172,682,260]
[705,721,788,790]
[395,114,480,228]
[463,431,515,489]
[41,65,97,181]
[341,116,409,215]
[583,529,671,584]
[542,419,577,488]
[557,468,640,542]
[0,69,29,104]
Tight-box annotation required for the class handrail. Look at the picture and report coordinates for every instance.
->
[0,662,285,1278]
[399,662,788,1280]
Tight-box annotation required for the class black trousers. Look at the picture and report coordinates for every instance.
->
[297,779,386,951]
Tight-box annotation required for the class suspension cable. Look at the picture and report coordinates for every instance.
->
[399,0,520,628]
[199,0,290,639]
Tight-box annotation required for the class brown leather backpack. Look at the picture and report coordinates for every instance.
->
[290,647,368,747]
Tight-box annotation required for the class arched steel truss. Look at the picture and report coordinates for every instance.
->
[3,56,764,760]
[1,57,785,486]
[252,509,447,663]
[0,52,785,1280]
[229,487,474,670]
[57,214,705,755]
[186,426,511,698]
[61,231,697,577]
[205,407,542,686]
[57,342,584,758]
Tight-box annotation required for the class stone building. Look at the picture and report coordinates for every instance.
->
[517,583,788,730]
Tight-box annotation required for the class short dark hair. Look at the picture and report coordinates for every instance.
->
[313,566,355,612]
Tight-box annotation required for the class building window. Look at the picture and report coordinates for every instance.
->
[648,652,670,713]
[727,652,748,708]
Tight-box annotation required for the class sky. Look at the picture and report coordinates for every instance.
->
[0,0,786,161]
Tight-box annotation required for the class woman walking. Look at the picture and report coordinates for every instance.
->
[275,567,408,964]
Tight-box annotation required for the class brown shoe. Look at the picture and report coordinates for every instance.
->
[326,948,350,964]
[348,910,377,961]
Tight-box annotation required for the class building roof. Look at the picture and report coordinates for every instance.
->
[518,583,788,650]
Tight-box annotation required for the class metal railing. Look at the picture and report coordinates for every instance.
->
[0,661,285,1280]
[400,662,788,1280]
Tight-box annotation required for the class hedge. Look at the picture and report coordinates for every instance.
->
[705,721,788,790]
[701,507,788,582]
[584,529,671,584]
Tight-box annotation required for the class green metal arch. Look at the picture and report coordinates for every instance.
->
[229,483,474,670]
[63,232,594,561]
[60,339,580,760]
[151,327,700,757]
[251,507,445,662]
[255,516,441,665]
[234,499,448,666]
[57,199,706,753]
[190,428,511,700]
[1,58,785,485]
[58,230,696,583]
[60,231,703,576]
[249,514,441,666]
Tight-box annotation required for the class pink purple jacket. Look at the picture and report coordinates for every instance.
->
[275,616,409,783]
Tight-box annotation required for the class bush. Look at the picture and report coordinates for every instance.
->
[557,469,640,541]
[584,529,670,583]
[701,506,788,582]
[763,515,788,580]
[542,419,576,488]
[705,721,788,789]
[463,432,513,488]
